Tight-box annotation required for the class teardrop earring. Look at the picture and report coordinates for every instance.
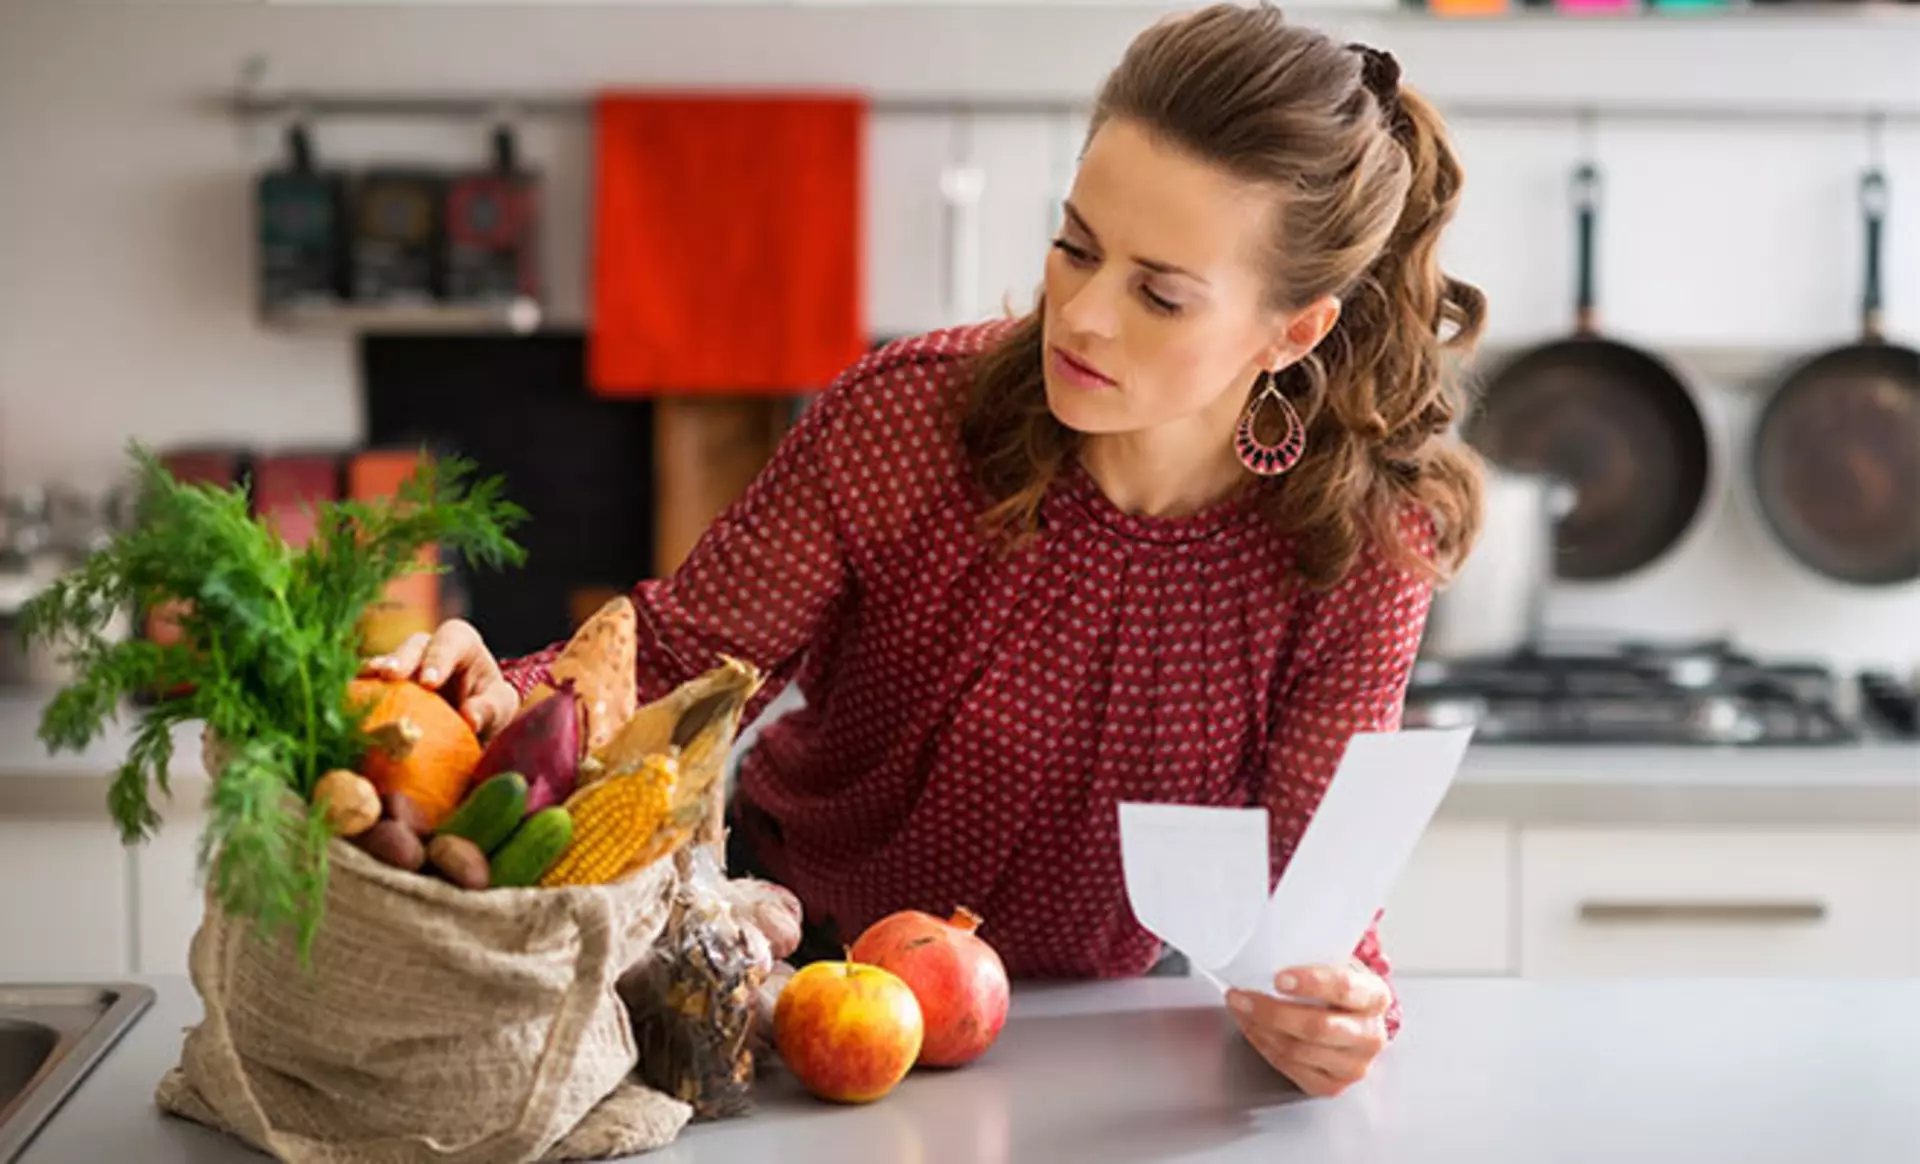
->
[1234,370,1306,477]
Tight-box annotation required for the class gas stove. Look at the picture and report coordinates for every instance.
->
[1400,638,1892,747]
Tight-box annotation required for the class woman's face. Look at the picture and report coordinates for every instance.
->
[1041,117,1333,439]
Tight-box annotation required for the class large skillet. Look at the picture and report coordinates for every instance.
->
[1465,162,1712,582]
[1751,168,1920,587]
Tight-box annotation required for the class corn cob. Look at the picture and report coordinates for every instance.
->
[538,753,678,887]
[538,750,722,887]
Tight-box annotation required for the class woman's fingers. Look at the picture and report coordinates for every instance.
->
[1267,1029,1374,1080]
[436,635,509,727]
[1275,963,1392,1015]
[463,681,521,741]
[1231,965,1392,1096]
[360,621,518,739]
[1228,990,1380,1050]
[1284,1057,1366,1098]
[1237,1017,1373,1097]
[751,961,797,1065]
[727,879,804,961]
[363,631,431,680]
[418,619,486,688]
[361,621,485,691]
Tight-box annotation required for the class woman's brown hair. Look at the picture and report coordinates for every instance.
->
[960,2,1488,589]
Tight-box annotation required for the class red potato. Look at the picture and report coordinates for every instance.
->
[354,819,426,872]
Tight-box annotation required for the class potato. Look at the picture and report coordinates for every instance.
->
[427,834,491,891]
[354,819,426,872]
[313,769,380,838]
[382,791,431,837]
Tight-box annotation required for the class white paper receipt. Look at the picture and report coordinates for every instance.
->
[1118,726,1473,997]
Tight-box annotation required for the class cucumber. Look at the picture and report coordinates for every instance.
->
[436,772,529,855]
[491,808,574,888]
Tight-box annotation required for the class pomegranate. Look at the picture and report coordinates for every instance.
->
[849,906,1010,1068]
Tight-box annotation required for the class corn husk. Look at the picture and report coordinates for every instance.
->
[592,655,763,855]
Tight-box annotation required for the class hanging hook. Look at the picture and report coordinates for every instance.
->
[286,120,316,173]
[1575,104,1599,166]
[236,53,270,112]
[949,106,976,169]
[233,53,275,155]
[486,100,521,173]
[939,107,986,322]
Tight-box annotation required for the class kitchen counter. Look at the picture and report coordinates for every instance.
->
[15,973,1920,1164]
[0,692,1912,827]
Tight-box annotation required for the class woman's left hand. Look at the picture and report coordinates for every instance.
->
[1226,961,1392,1097]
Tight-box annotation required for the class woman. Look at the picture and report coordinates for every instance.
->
[367,3,1486,1098]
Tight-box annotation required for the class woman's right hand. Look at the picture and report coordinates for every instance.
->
[361,619,521,741]
[725,878,804,962]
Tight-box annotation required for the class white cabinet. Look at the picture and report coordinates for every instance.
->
[1376,820,1920,981]
[866,112,954,337]
[132,796,209,977]
[6,761,1916,986]
[1517,827,1920,978]
[0,819,131,978]
[866,107,1086,337]
[1380,821,1515,976]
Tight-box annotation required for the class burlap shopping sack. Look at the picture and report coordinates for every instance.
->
[155,837,694,1164]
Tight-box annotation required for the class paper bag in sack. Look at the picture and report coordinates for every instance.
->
[607,654,772,1121]
[155,838,691,1164]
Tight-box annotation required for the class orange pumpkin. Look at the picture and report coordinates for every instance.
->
[346,678,483,830]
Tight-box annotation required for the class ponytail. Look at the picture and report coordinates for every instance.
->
[1263,82,1489,590]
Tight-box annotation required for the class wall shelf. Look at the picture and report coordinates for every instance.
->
[219,88,1085,121]
[250,0,1920,17]
[259,299,544,335]
[217,86,1920,128]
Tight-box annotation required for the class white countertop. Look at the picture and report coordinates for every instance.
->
[0,693,205,780]
[19,974,1920,1164]
[0,691,1914,826]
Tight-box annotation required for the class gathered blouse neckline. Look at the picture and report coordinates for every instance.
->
[1050,457,1267,547]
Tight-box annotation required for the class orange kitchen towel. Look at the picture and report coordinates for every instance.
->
[590,92,867,396]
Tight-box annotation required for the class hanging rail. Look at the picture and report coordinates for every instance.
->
[215,89,1920,128]
[216,91,1080,121]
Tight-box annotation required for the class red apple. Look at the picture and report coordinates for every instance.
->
[849,906,1010,1068]
[772,959,924,1103]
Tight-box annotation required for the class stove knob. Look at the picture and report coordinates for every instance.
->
[1691,696,1761,745]
[1667,656,1720,690]
[1406,697,1483,731]
[1859,671,1920,737]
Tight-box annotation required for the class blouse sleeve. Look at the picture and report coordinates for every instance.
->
[497,367,868,723]
[1259,508,1440,1039]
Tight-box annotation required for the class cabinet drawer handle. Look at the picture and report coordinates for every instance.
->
[1577,900,1829,924]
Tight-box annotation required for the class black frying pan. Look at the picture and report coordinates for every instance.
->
[1464,162,1712,583]
[1751,168,1920,587]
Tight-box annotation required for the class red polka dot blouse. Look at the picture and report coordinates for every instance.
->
[500,321,1436,1035]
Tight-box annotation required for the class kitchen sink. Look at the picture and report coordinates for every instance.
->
[0,984,153,1163]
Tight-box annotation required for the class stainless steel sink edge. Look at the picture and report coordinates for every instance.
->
[0,982,156,1164]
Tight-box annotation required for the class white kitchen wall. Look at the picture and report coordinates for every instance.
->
[1,2,1917,670]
